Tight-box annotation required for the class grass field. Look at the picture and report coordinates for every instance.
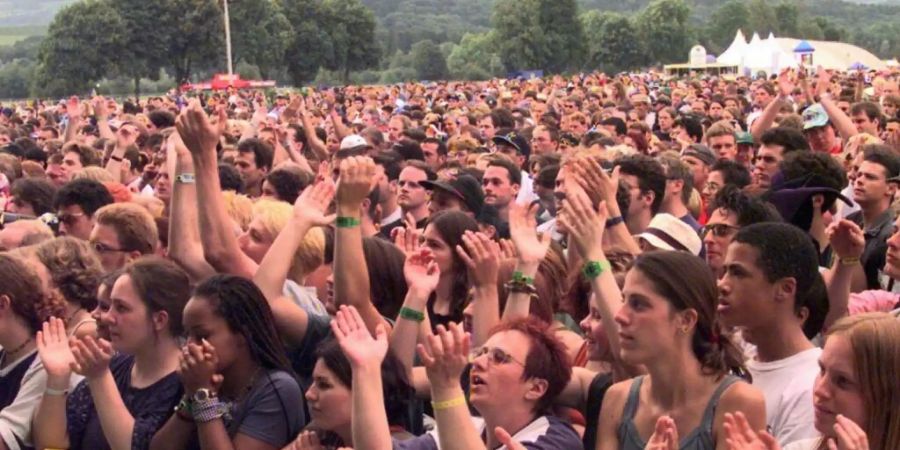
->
[0,25,46,46]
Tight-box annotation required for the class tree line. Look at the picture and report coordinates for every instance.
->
[1,0,900,100]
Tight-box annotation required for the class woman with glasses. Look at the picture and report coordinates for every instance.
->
[343,304,582,450]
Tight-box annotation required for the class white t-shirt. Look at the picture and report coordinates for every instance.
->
[747,347,822,447]
[784,438,822,450]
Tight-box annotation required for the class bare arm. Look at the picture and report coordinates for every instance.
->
[86,372,137,450]
[823,220,866,330]
[456,232,501,348]
[299,100,329,162]
[330,108,352,141]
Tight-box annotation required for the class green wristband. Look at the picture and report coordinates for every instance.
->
[399,307,425,322]
[336,216,361,228]
[582,260,610,279]
[511,271,534,285]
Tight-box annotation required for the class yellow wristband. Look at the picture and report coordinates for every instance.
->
[840,257,861,266]
[431,396,467,411]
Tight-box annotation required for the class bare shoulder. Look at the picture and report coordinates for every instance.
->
[718,379,765,411]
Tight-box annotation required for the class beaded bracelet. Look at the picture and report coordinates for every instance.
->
[505,280,538,295]
[192,397,228,423]
[431,396,467,411]
[582,260,611,279]
[336,216,361,228]
[399,306,425,322]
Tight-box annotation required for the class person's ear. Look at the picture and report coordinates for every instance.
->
[676,308,699,334]
[0,294,10,314]
[524,377,549,403]
[775,277,797,305]
[152,309,169,334]
[126,250,142,264]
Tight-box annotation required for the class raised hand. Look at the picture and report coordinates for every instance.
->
[393,226,422,257]
[404,247,440,298]
[293,180,336,227]
[175,99,225,159]
[70,335,114,380]
[417,322,470,390]
[723,412,781,450]
[558,188,608,261]
[573,157,620,212]
[826,220,865,261]
[455,230,501,289]
[815,66,833,98]
[331,305,389,370]
[66,96,82,121]
[177,339,221,395]
[91,96,109,120]
[777,70,795,99]
[646,415,679,450]
[36,317,75,381]
[508,202,551,266]
[827,415,869,450]
[336,156,378,209]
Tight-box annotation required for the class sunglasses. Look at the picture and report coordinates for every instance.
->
[90,241,129,254]
[702,223,741,238]
[470,346,525,366]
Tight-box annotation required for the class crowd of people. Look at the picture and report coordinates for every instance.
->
[0,67,899,450]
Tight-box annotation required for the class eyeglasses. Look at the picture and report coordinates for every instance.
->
[702,223,741,238]
[91,241,129,254]
[57,211,85,226]
[470,346,525,366]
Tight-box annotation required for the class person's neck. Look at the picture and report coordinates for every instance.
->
[405,205,429,223]
[0,320,35,367]
[497,203,511,222]
[219,353,262,400]
[861,201,890,228]
[645,346,708,409]
[626,211,651,235]
[746,319,813,363]
[383,197,399,219]
[132,335,181,386]
[434,275,454,313]
[662,199,688,219]
[335,423,354,447]
[480,405,538,449]
[244,181,262,198]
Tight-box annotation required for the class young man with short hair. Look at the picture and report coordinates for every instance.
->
[53,178,114,240]
[233,138,274,197]
[718,222,828,446]
[704,185,782,277]
[482,158,521,222]
[752,126,808,190]
[397,160,436,228]
[90,202,159,272]
[615,154,666,235]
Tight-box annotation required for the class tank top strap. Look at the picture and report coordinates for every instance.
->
[622,375,645,420]
[700,375,741,432]
[68,318,97,337]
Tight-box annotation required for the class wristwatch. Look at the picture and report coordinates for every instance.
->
[192,388,215,403]
[176,173,196,184]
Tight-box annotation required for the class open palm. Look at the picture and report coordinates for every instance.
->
[36,317,75,379]
[331,305,388,370]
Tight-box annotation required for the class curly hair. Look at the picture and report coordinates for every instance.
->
[34,237,104,311]
[0,253,66,333]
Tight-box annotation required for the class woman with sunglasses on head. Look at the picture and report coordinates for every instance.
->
[725,312,900,450]
[590,248,766,450]
[150,274,304,450]
[33,257,191,450]
[33,237,105,340]
[0,254,67,450]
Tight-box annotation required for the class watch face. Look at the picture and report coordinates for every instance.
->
[193,389,210,402]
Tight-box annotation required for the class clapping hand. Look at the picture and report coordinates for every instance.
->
[646,416,679,450]
[70,335,114,380]
[36,317,75,382]
[176,99,225,160]
[336,156,378,210]
[826,220,865,262]
[827,415,869,450]
[508,202,551,267]
[723,412,780,450]
[404,247,440,298]
[393,225,423,257]
[293,180,336,227]
[177,339,222,395]
[417,322,470,390]
[558,188,608,261]
[456,230,501,289]
[331,305,388,370]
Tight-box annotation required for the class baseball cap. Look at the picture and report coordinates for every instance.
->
[682,144,716,166]
[736,132,755,145]
[339,134,369,151]
[492,130,531,158]
[802,104,830,130]
[638,213,703,256]
[420,175,484,215]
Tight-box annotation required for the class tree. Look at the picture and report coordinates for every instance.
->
[636,0,691,65]
[111,0,171,99]
[492,0,585,73]
[320,0,381,83]
[446,32,504,80]
[774,2,799,37]
[228,0,294,79]
[706,0,749,53]
[583,12,644,74]
[0,59,36,99]
[166,0,223,85]
[282,0,332,85]
[747,0,777,36]
[410,39,448,80]
[35,0,126,97]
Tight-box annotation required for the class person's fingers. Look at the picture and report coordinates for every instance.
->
[416,343,435,367]
[758,431,780,450]
[455,244,476,269]
[347,305,367,333]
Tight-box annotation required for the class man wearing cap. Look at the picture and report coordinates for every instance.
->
[802,104,844,154]
[681,144,716,196]
[422,174,484,218]
[735,132,756,167]
[637,213,703,256]
[631,94,654,128]
[492,129,537,205]
[846,144,900,289]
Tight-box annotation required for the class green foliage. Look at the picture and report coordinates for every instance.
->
[228,0,293,79]
[282,0,332,85]
[636,0,692,64]
[165,0,223,84]
[582,12,644,73]
[0,35,43,63]
[492,0,585,73]
[0,59,36,99]
[446,32,503,80]
[704,1,749,53]
[410,39,448,80]
[320,0,381,82]
[747,0,777,36]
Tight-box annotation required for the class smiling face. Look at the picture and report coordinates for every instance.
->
[812,335,866,436]
[579,304,612,362]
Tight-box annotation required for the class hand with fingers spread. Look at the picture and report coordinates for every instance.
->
[331,305,389,370]
[509,202,552,267]
[456,230,501,289]
[177,339,221,395]
[91,96,109,120]
[36,317,76,382]
[723,412,781,450]
[336,156,378,210]
[559,188,609,261]
[293,180,336,227]
[176,100,226,160]
[826,219,865,261]
[393,226,423,257]
[70,335,114,380]
[777,70,796,99]
[417,323,471,391]
[498,238,518,261]
[573,156,622,216]
[494,427,527,450]
[67,96,82,121]
[645,416,679,450]
[404,247,440,298]
[827,415,869,450]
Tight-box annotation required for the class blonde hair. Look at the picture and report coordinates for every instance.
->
[826,313,900,450]
[72,166,115,183]
[251,199,325,281]
[222,191,254,231]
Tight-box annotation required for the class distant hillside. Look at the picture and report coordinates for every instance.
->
[0,0,75,27]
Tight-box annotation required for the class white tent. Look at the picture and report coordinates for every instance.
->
[717,30,748,66]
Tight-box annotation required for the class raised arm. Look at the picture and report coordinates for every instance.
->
[332,306,394,450]
[751,71,794,141]
[823,220,866,330]
[813,68,858,141]
[32,318,75,450]
[576,158,641,256]
[455,231,501,347]
[93,96,116,141]
[390,238,438,380]
[63,96,82,144]
[298,98,329,162]
[504,202,552,322]
[333,156,389,335]
[166,131,216,282]
[176,100,258,278]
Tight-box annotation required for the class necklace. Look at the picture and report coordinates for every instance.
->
[66,307,84,325]
[3,336,33,360]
